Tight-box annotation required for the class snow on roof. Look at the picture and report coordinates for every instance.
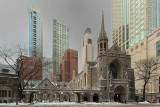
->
[0,64,16,74]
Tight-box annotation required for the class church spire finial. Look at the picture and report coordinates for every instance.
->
[100,11,106,36]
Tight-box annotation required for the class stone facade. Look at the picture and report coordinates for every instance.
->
[23,78,102,103]
[82,28,94,68]
[125,28,160,102]
[0,65,19,103]
[69,13,135,102]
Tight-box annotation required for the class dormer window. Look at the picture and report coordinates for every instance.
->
[2,69,10,73]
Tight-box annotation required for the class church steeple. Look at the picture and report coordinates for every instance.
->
[97,12,108,56]
[100,12,106,37]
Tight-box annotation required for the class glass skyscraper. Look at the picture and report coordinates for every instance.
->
[52,19,69,81]
[29,7,43,59]
[112,0,160,51]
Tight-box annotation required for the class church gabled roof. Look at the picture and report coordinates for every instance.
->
[109,42,122,53]
[37,78,56,88]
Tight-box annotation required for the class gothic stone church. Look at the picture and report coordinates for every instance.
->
[69,14,135,102]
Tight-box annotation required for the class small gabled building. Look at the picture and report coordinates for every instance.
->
[23,78,71,103]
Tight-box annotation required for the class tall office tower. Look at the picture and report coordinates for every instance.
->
[60,49,78,82]
[82,28,94,69]
[112,0,160,51]
[29,7,43,59]
[52,19,69,81]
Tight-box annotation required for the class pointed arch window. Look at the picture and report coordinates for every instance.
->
[110,64,117,79]
[104,42,106,51]
[98,44,99,51]
[100,43,103,51]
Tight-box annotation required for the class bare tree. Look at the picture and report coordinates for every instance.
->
[0,44,52,103]
[135,57,160,101]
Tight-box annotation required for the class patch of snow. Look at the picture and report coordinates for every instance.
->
[139,101,150,104]
[0,102,29,106]
[0,102,135,106]
[35,102,78,105]
[34,102,134,106]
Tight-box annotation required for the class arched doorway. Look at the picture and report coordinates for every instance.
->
[53,93,60,102]
[82,93,90,102]
[93,94,99,103]
[109,59,122,79]
[114,85,126,102]
[83,96,88,102]
[63,93,70,102]
[30,92,38,103]
[75,93,81,103]
[42,92,49,102]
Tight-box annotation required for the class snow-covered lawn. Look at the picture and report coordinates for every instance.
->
[32,101,135,106]
[0,102,132,106]
[0,102,30,106]
[0,102,160,106]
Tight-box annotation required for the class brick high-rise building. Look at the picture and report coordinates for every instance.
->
[60,49,78,82]
[19,56,42,81]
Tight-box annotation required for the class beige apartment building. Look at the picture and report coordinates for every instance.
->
[112,0,160,51]
[112,0,160,102]
[126,29,160,101]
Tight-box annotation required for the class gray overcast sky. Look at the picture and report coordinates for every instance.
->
[0,0,112,72]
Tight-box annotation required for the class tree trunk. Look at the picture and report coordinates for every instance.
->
[143,84,146,101]
[19,89,23,101]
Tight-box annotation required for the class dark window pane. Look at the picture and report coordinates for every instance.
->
[2,90,4,97]
[4,90,7,97]
[88,39,92,44]
[8,91,11,97]
[156,41,160,56]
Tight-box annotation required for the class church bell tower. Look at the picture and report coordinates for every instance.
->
[97,13,109,101]
[97,12,108,56]
[97,12,109,79]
